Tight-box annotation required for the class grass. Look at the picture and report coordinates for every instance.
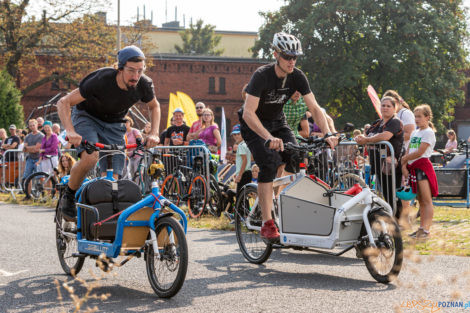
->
[1,191,469,256]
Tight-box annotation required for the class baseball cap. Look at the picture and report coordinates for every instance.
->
[9,124,16,129]
[117,45,145,69]
[231,124,241,135]
[173,108,184,114]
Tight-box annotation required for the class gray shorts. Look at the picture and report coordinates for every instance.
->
[72,108,126,176]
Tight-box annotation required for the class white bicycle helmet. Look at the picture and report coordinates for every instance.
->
[272,32,303,56]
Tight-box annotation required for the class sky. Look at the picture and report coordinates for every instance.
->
[106,0,284,32]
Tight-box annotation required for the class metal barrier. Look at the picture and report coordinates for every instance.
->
[307,141,398,214]
[1,149,25,199]
[151,145,212,189]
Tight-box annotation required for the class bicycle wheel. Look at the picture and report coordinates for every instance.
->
[145,216,188,298]
[332,173,367,191]
[133,165,152,195]
[187,175,208,218]
[207,175,223,217]
[24,172,57,201]
[161,174,181,206]
[55,201,85,276]
[362,210,403,284]
[235,185,272,264]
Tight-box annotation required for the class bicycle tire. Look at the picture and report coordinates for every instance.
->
[332,173,367,191]
[235,185,272,264]
[55,199,85,276]
[362,210,403,284]
[24,171,57,201]
[161,174,181,206]
[145,216,188,298]
[207,174,223,217]
[132,165,152,195]
[187,175,208,218]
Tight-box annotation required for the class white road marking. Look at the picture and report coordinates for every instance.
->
[0,269,29,277]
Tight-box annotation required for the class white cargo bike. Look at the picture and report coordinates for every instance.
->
[234,127,403,284]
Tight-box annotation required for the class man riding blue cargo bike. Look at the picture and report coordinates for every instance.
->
[239,32,338,243]
[57,45,161,221]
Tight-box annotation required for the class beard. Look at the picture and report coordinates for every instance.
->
[125,79,139,90]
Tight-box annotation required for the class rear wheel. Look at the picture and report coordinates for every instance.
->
[145,216,188,298]
[362,210,403,284]
[207,175,223,217]
[235,185,272,264]
[187,175,208,218]
[161,174,181,206]
[24,172,57,201]
[55,200,84,276]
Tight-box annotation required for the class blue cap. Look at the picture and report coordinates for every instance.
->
[173,108,184,114]
[231,124,241,135]
[43,120,52,127]
[117,45,145,69]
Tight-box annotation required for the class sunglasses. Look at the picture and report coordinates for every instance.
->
[280,53,297,61]
[196,106,204,109]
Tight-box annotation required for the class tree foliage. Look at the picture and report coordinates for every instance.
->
[0,0,115,95]
[0,70,24,130]
[253,0,469,130]
[175,19,224,56]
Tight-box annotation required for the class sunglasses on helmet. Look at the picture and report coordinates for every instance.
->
[280,53,297,61]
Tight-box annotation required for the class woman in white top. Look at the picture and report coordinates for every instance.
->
[401,104,437,240]
[444,129,458,154]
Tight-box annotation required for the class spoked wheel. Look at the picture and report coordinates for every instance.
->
[55,205,84,276]
[332,173,366,191]
[24,172,57,201]
[161,174,181,205]
[207,175,223,217]
[133,166,152,195]
[187,175,208,218]
[145,216,188,298]
[362,210,403,284]
[235,185,272,264]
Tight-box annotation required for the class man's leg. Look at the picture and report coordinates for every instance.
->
[258,181,274,221]
[68,151,99,190]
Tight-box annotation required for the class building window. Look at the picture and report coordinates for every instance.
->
[219,77,226,94]
[209,77,215,94]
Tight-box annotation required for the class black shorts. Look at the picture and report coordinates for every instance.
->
[415,168,428,181]
[239,115,297,183]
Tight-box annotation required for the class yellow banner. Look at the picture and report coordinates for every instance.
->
[167,92,180,128]
[177,91,198,127]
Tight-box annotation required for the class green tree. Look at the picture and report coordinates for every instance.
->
[0,70,24,130]
[175,19,224,55]
[253,0,469,130]
[0,0,114,95]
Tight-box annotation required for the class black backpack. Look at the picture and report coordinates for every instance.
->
[80,179,142,241]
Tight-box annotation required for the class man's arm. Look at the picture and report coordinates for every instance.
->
[146,97,161,147]
[57,88,86,147]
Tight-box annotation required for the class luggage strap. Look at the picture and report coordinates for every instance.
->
[112,181,119,214]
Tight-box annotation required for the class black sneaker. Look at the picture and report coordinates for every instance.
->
[59,189,76,222]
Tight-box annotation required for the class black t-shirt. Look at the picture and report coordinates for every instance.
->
[77,67,155,123]
[366,117,404,160]
[165,125,190,146]
[4,135,20,161]
[244,63,311,121]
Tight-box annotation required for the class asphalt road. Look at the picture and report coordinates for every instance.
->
[1,202,469,313]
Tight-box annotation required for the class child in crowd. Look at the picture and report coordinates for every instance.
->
[401,104,438,240]
[251,164,259,183]
[231,124,252,195]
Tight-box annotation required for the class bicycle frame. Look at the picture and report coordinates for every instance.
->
[75,181,188,259]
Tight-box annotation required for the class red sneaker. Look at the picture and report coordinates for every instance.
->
[260,219,280,243]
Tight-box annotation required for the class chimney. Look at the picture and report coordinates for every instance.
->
[143,5,146,20]
[137,6,139,21]
[175,6,177,22]
[151,10,153,25]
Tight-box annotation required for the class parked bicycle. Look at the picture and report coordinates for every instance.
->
[55,140,188,298]
[234,128,403,284]
[23,155,59,201]
[160,150,208,218]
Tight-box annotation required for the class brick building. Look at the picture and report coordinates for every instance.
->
[21,54,268,137]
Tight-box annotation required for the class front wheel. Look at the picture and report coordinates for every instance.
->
[56,203,84,276]
[235,185,272,264]
[362,210,403,284]
[187,175,208,218]
[145,216,188,298]
[161,174,181,206]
